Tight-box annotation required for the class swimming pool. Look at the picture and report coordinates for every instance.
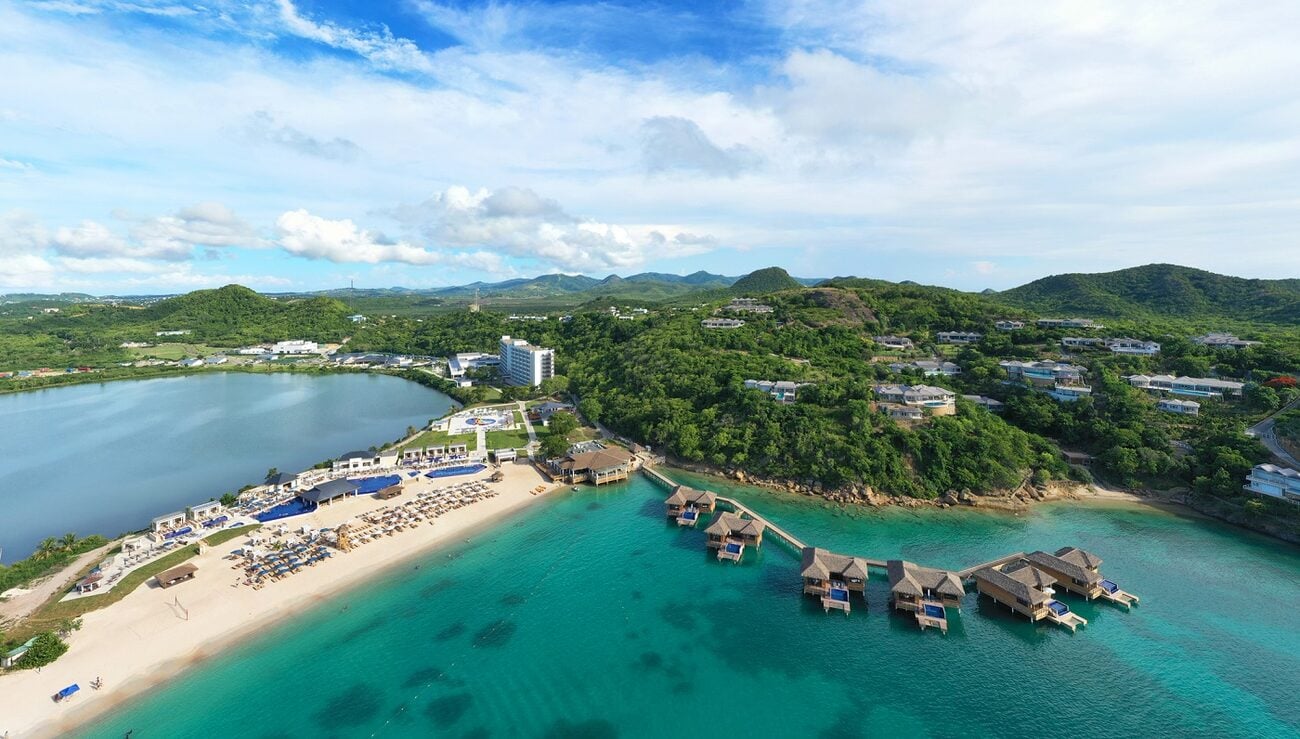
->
[724,542,742,554]
[829,588,849,602]
[1048,600,1070,616]
[255,499,315,522]
[350,475,402,494]
[1100,579,1119,594]
[923,603,946,619]
[425,464,486,479]
[681,510,697,520]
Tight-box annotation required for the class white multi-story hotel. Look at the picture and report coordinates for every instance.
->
[1245,464,1300,504]
[499,336,555,387]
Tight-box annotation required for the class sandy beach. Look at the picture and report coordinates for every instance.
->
[0,463,560,739]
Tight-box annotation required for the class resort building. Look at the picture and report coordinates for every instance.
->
[271,340,318,354]
[189,501,223,522]
[664,485,717,526]
[2,637,39,668]
[995,320,1025,331]
[553,446,635,485]
[1036,318,1101,330]
[151,511,187,533]
[800,547,870,613]
[1024,548,1139,607]
[1157,398,1200,415]
[155,563,198,589]
[701,318,745,329]
[936,331,982,344]
[1001,360,1092,402]
[704,511,765,562]
[963,395,1005,412]
[891,360,961,377]
[156,329,190,336]
[973,560,1089,630]
[1245,464,1300,504]
[726,298,773,314]
[447,352,499,379]
[179,358,204,368]
[204,355,228,365]
[887,560,965,632]
[873,335,915,351]
[298,479,362,506]
[1126,374,1244,398]
[744,379,808,403]
[332,449,400,473]
[1193,333,1259,349]
[873,384,957,416]
[1061,337,1105,349]
[499,336,555,387]
[880,404,925,422]
[266,471,300,492]
[1105,338,1161,356]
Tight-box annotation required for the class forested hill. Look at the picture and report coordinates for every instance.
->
[145,285,353,343]
[730,266,803,293]
[998,264,1300,323]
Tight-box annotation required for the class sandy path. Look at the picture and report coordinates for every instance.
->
[0,544,114,626]
[0,463,559,738]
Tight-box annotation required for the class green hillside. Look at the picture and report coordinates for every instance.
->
[144,285,353,344]
[731,267,802,294]
[998,264,1300,323]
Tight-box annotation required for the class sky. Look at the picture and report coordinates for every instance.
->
[2,0,1299,295]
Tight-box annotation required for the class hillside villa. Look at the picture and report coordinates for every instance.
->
[1126,374,1244,398]
[1001,360,1092,402]
[873,384,957,416]
[1036,318,1102,329]
[873,335,914,351]
[995,320,1025,331]
[726,298,773,314]
[701,318,745,329]
[800,547,870,613]
[891,360,961,377]
[963,394,1005,412]
[1245,464,1300,504]
[936,331,982,344]
[1104,338,1161,356]
[744,379,809,404]
[1157,398,1201,415]
[1193,332,1259,349]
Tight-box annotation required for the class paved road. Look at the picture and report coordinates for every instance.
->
[516,401,538,448]
[1247,398,1300,468]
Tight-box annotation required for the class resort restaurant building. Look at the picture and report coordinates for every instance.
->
[801,547,870,613]
[972,562,1057,622]
[664,485,717,526]
[704,512,765,562]
[553,447,635,485]
[298,479,362,507]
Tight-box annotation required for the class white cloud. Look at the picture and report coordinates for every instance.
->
[641,116,761,177]
[0,210,49,256]
[47,204,258,261]
[274,208,504,271]
[275,0,433,74]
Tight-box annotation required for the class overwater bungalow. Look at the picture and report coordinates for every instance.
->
[704,511,765,562]
[886,560,964,632]
[1025,547,1139,608]
[664,485,718,526]
[801,547,869,613]
[973,561,1088,631]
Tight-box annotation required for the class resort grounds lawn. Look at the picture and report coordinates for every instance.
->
[399,427,479,452]
[6,525,260,644]
[128,343,229,360]
[566,427,600,443]
[485,425,531,451]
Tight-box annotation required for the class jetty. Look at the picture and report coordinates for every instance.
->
[641,467,1138,633]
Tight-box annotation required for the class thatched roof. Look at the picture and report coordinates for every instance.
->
[1025,548,1102,585]
[156,563,198,585]
[973,562,1055,605]
[558,447,634,473]
[704,511,765,538]
[1054,546,1102,570]
[664,485,717,507]
[886,559,963,598]
[801,547,870,581]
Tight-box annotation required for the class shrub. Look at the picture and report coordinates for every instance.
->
[15,632,68,670]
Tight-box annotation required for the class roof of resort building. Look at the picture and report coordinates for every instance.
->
[800,547,870,581]
[156,562,198,583]
[885,560,965,598]
[1025,550,1102,586]
[299,478,361,504]
[973,562,1056,605]
[1254,463,1300,479]
[665,485,717,507]
[558,446,635,473]
[704,511,766,538]
[337,450,374,461]
[1054,546,1103,571]
[267,472,299,485]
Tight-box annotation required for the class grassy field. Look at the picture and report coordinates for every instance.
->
[4,525,260,645]
[399,427,479,452]
[128,342,230,360]
[566,426,600,443]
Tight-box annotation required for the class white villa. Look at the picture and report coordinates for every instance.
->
[1105,338,1161,356]
[744,379,808,404]
[1157,398,1200,415]
[272,340,319,354]
[873,336,915,351]
[874,384,957,416]
[332,449,400,473]
[1001,360,1092,402]
[1127,374,1244,398]
[702,318,745,329]
[995,320,1025,331]
[1062,337,1105,349]
[936,331,982,344]
[447,352,499,378]
[726,298,773,314]
[1245,464,1300,504]
[891,360,961,377]
[1194,333,1259,349]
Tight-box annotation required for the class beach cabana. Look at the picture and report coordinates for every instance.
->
[189,500,223,522]
[151,511,186,533]
[298,479,361,507]
[801,547,870,613]
[887,560,964,632]
[155,562,198,589]
[2,636,38,668]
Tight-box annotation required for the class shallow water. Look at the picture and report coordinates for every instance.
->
[78,472,1300,738]
[0,373,452,559]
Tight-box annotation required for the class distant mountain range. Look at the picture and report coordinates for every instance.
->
[996,264,1300,323]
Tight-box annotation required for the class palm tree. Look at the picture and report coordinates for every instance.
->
[265,467,279,482]
[60,533,77,552]
[34,537,59,560]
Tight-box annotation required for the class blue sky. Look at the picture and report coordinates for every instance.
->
[2,0,1300,294]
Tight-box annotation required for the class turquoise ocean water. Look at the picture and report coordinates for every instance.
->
[79,471,1300,738]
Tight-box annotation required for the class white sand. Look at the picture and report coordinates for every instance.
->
[0,464,560,738]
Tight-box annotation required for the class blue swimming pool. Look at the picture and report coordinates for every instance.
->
[255,499,315,522]
[830,588,849,602]
[425,464,486,479]
[350,475,402,494]
[923,603,946,619]
[724,542,742,554]
[681,510,697,520]
[1048,600,1070,616]
[1100,579,1119,594]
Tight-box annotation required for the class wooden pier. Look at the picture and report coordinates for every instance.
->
[956,552,1027,579]
[714,495,806,551]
